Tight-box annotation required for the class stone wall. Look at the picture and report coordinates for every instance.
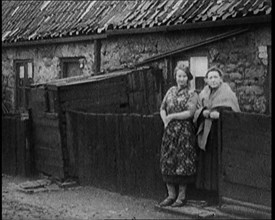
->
[100,28,229,72]
[2,25,271,114]
[206,26,271,114]
[2,42,95,112]
[100,25,271,114]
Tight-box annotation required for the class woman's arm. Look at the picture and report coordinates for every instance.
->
[160,88,171,127]
[160,109,168,127]
[209,106,233,119]
[167,110,193,121]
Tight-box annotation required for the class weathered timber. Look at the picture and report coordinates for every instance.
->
[2,116,17,175]
[222,148,271,190]
[220,111,271,208]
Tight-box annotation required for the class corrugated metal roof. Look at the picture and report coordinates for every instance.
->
[2,0,272,43]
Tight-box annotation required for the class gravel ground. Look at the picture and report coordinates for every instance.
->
[2,175,191,220]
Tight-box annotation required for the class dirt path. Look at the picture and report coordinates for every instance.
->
[2,175,191,219]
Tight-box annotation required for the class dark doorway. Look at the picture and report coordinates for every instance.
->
[15,60,33,112]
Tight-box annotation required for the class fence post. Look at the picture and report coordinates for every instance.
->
[217,112,223,207]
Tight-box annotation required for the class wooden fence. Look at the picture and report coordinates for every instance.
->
[2,114,33,176]
[220,111,271,208]
[66,110,271,206]
[66,110,166,200]
[28,87,64,179]
[28,67,163,179]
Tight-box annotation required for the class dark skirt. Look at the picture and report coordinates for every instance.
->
[162,174,196,185]
[160,120,197,185]
[195,121,219,191]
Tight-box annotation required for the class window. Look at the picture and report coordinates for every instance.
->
[174,56,208,91]
[190,56,208,91]
[60,57,85,78]
[15,60,34,112]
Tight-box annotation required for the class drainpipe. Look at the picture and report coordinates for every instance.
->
[93,39,101,75]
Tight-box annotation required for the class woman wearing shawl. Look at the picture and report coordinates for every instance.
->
[158,62,198,207]
[193,67,240,192]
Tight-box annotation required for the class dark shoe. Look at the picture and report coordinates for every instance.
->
[171,199,187,207]
[159,197,176,207]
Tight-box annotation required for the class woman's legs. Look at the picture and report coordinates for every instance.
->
[159,183,177,206]
[171,184,187,207]
[177,184,186,201]
[167,183,177,199]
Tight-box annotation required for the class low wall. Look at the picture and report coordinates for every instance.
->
[2,114,33,176]
[220,111,271,208]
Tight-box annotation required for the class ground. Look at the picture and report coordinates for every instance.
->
[2,175,192,220]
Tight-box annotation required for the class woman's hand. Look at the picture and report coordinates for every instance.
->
[202,109,210,118]
[164,115,173,128]
[210,111,220,119]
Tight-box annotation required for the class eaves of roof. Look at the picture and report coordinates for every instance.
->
[2,14,271,49]
[2,0,271,47]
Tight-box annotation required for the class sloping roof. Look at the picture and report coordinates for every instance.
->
[2,0,272,43]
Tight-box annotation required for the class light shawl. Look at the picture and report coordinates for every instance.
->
[193,82,240,150]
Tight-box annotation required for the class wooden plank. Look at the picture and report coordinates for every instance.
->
[141,114,156,197]
[33,129,62,151]
[104,113,118,191]
[122,114,135,194]
[29,88,47,112]
[59,76,127,102]
[131,92,144,113]
[221,111,271,137]
[128,92,136,112]
[16,119,26,176]
[33,115,59,127]
[24,119,34,177]
[85,113,97,184]
[118,114,132,194]
[94,113,108,187]
[115,114,123,194]
[2,117,17,175]
[66,103,128,114]
[77,112,91,185]
[127,71,135,92]
[222,148,271,190]
[129,70,141,92]
[34,147,64,165]
[62,92,128,112]
[147,70,158,113]
[152,113,166,199]
[222,130,270,154]
[221,112,271,154]
[66,111,78,177]
[131,114,144,196]
[142,69,149,112]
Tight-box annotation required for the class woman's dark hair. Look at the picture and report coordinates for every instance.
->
[174,61,193,80]
[205,66,223,78]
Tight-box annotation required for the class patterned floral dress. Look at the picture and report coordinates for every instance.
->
[160,86,198,184]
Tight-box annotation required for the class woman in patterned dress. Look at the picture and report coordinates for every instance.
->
[159,62,198,207]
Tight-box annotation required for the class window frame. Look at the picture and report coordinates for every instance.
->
[14,59,34,111]
[60,57,85,78]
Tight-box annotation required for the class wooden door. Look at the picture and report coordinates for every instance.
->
[15,60,33,112]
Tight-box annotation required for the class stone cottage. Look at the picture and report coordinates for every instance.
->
[2,0,272,114]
